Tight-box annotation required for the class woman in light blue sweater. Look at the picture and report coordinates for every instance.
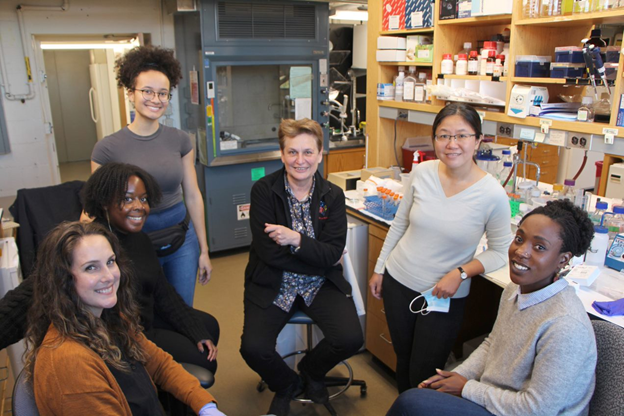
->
[369,103,512,392]
[387,199,597,416]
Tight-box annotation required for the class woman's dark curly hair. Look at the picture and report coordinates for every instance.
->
[115,45,182,90]
[82,163,162,221]
[520,199,595,257]
[23,221,146,380]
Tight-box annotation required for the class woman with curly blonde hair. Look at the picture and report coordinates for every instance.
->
[23,221,224,416]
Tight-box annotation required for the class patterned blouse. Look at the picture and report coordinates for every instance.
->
[273,175,326,312]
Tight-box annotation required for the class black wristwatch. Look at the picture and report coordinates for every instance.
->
[457,267,468,280]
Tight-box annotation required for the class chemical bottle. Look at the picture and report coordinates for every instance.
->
[591,200,609,226]
[459,42,472,56]
[499,161,513,189]
[394,67,405,102]
[485,50,496,76]
[456,54,468,75]
[441,54,454,75]
[551,183,564,199]
[605,206,624,241]
[403,66,417,102]
[468,51,479,75]
[480,41,497,75]
[542,0,563,15]
[412,150,420,172]
[563,179,577,201]
[577,96,595,122]
[493,55,503,77]
[572,0,592,13]
[523,0,539,17]
[585,226,609,266]
[594,93,611,123]
[414,74,426,103]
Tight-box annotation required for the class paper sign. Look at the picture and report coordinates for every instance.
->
[389,15,400,30]
[220,140,237,151]
[237,204,250,221]
[540,119,552,134]
[289,67,312,99]
[295,98,311,120]
[410,12,423,27]
[519,128,535,141]
[251,167,265,182]
[534,132,545,143]
[547,130,566,147]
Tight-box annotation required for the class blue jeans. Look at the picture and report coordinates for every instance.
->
[143,202,199,306]
[386,388,494,416]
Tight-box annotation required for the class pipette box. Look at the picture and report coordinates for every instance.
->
[515,56,551,78]
[554,47,584,63]
[550,62,585,78]
[567,264,600,286]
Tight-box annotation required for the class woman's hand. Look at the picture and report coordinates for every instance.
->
[198,252,213,285]
[197,339,218,361]
[418,370,447,389]
[428,369,467,397]
[369,272,384,300]
[432,270,462,299]
[264,223,301,247]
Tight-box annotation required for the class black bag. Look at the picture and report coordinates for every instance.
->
[147,211,190,257]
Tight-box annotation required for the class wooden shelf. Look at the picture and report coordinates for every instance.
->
[512,77,568,84]
[515,8,624,27]
[379,61,433,67]
[441,75,509,82]
[437,14,512,26]
[380,28,434,35]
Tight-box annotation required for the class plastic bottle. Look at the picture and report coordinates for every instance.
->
[585,226,609,266]
[394,66,405,102]
[441,54,454,75]
[403,66,417,102]
[577,96,595,122]
[605,206,624,241]
[523,0,539,17]
[468,51,479,75]
[549,0,563,14]
[414,74,426,103]
[456,54,468,75]
[493,55,503,77]
[541,0,560,15]
[499,161,513,188]
[551,183,564,199]
[572,0,592,13]
[591,200,609,226]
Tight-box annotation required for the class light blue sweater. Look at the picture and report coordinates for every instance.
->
[374,160,512,297]
[455,280,597,416]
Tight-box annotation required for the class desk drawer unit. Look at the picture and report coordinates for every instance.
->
[365,306,397,370]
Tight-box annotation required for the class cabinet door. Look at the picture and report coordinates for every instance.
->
[327,148,365,175]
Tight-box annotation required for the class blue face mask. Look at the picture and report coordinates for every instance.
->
[409,287,451,315]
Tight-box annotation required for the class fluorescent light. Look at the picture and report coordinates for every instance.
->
[40,41,139,50]
[330,10,368,21]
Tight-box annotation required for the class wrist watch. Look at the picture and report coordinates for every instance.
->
[457,267,468,280]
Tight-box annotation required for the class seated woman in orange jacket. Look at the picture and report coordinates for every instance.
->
[22,221,226,416]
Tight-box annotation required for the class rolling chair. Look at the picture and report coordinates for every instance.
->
[257,310,367,415]
[589,319,624,416]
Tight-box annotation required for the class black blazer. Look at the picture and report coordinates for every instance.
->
[244,168,351,308]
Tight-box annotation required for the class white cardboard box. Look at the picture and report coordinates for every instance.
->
[376,49,407,62]
[377,36,407,50]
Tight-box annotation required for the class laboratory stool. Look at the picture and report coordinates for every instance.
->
[257,311,367,415]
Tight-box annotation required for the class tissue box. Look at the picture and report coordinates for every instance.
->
[382,0,406,30]
[507,85,549,119]
[567,264,600,286]
[377,36,407,50]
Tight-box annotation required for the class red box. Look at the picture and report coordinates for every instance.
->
[382,0,406,31]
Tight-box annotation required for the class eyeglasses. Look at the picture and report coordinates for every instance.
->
[434,134,477,143]
[132,88,172,102]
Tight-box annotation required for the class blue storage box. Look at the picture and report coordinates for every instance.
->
[555,47,584,63]
[515,55,551,78]
[406,0,434,28]
[550,62,585,78]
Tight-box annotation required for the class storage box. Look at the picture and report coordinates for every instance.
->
[606,46,620,63]
[406,35,434,62]
[377,83,395,100]
[507,85,549,119]
[328,170,362,191]
[515,56,551,78]
[458,0,472,18]
[605,62,618,80]
[405,0,434,28]
[550,62,585,78]
[376,49,407,62]
[439,0,457,20]
[377,36,407,50]
[361,167,395,182]
[554,47,584,63]
[382,0,406,30]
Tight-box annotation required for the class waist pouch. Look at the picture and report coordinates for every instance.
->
[146,211,190,257]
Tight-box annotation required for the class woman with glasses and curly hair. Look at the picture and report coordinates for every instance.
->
[369,103,513,393]
[90,45,210,306]
[23,221,225,416]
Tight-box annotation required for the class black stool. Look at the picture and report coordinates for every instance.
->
[257,311,367,415]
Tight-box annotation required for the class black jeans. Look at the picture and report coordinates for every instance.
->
[240,281,363,394]
[382,271,467,393]
[146,308,220,375]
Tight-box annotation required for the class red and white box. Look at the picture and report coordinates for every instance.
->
[382,0,406,31]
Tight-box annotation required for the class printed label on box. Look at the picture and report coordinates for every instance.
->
[410,11,424,26]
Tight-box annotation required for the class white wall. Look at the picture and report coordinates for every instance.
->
[0,0,178,197]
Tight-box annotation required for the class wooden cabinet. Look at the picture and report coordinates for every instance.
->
[325,147,366,178]
[495,137,561,185]
[365,223,397,370]
[366,0,624,175]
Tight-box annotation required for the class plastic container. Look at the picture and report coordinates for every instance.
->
[554,46,584,63]
[605,206,624,240]
[500,161,513,188]
[515,55,552,77]
[577,96,595,122]
[552,183,564,199]
[585,226,609,266]
[456,54,468,75]
[403,66,417,102]
[550,62,585,78]
[394,66,405,102]
[591,201,609,226]
[441,54,454,75]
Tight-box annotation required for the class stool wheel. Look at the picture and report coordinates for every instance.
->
[360,384,367,396]
[257,380,267,392]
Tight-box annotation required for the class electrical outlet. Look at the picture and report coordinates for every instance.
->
[496,122,513,138]
[567,135,592,149]
[398,110,408,119]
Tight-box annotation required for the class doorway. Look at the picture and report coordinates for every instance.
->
[36,35,139,182]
